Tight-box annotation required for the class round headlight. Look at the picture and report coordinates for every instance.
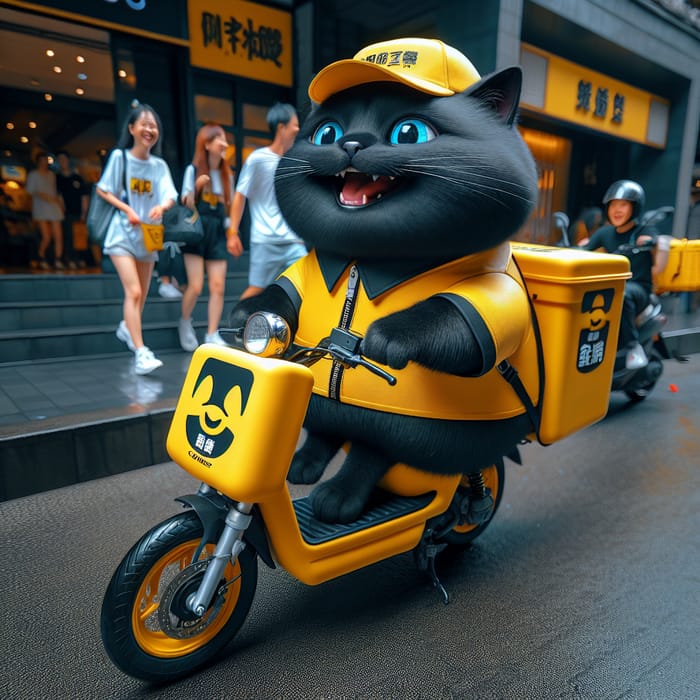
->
[243,312,290,356]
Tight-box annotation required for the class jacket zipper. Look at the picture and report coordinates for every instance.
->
[329,264,359,400]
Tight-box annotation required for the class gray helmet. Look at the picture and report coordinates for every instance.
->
[603,180,645,222]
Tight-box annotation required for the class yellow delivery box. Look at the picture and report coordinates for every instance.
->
[167,344,314,499]
[511,243,631,444]
[654,237,700,293]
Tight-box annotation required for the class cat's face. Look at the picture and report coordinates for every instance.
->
[275,69,538,261]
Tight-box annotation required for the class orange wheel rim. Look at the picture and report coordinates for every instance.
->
[132,539,242,658]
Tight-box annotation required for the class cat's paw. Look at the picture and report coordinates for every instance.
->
[287,451,327,484]
[310,480,365,524]
[362,315,413,369]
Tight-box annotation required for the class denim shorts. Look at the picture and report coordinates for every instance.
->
[249,240,307,287]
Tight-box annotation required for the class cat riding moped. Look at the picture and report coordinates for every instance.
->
[100,240,631,682]
[100,313,508,682]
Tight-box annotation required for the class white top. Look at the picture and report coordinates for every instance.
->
[235,147,302,245]
[181,164,225,199]
[26,169,64,222]
[97,149,178,259]
[182,164,232,228]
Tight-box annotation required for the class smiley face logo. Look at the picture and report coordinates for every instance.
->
[184,358,254,459]
[586,293,609,331]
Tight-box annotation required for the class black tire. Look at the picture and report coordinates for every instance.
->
[100,510,257,682]
[624,350,663,402]
[440,460,505,547]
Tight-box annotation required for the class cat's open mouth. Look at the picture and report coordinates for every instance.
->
[336,169,397,207]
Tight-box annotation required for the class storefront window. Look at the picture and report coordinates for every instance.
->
[194,95,234,129]
[518,127,572,244]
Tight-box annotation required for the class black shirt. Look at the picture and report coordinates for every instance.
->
[584,222,658,293]
[56,171,87,217]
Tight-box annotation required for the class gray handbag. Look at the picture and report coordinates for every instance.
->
[86,149,126,246]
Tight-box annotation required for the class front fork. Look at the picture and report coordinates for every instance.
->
[186,498,253,617]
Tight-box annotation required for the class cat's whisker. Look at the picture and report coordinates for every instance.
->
[401,167,533,206]
[405,160,533,191]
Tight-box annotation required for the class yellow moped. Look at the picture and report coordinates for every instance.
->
[100,244,630,682]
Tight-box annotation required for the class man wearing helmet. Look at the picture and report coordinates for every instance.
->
[583,180,669,369]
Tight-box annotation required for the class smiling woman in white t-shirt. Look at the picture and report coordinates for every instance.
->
[96,102,178,375]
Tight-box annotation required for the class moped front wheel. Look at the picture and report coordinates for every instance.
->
[100,510,257,682]
[441,460,505,547]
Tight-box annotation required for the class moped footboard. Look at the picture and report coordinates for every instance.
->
[167,345,314,500]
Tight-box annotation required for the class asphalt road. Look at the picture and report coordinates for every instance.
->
[2,357,699,700]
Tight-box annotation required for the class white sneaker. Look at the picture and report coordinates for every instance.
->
[116,320,135,351]
[134,346,163,375]
[178,318,199,352]
[159,282,183,299]
[204,331,229,347]
[625,342,648,370]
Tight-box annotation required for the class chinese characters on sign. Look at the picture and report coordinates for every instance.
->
[201,12,283,67]
[576,80,625,124]
[519,44,668,147]
[188,0,292,86]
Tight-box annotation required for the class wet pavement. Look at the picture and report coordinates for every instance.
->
[0,348,193,434]
[1,357,699,699]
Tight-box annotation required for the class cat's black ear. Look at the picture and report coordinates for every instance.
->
[463,66,522,126]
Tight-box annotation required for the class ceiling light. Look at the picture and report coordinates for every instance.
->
[44,93,53,101]
[53,66,62,74]
[20,136,29,143]
[46,49,55,57]
[75,88,85,96]
[77,73,87,80]
[6,122,14,130]
[28,122,37,129]
[76,55,85,63]
[118,69,127,78]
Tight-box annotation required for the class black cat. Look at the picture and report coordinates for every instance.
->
[230,56,540,524]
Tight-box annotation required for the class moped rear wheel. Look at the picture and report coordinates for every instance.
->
[100,510,257,682]
[441,460,505,547]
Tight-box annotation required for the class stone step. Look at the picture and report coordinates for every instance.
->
[0,262,249,363]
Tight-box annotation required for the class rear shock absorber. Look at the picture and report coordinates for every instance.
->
[465,470,494,525]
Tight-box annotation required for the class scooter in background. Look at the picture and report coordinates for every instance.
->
[609,205,683,401]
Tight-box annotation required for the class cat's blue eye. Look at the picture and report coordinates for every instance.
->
[389,119,436,145]
[312,121,344,145]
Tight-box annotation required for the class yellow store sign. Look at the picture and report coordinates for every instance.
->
[520,44,669,149]
[188,0,292,86]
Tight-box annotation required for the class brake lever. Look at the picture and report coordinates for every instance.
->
[326,328,396,386]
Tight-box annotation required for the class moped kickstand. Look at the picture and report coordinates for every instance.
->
[414,529,450,605]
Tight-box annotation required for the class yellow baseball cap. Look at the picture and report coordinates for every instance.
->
[309,37,482,104]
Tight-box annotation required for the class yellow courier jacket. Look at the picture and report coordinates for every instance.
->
[274,242,539,421]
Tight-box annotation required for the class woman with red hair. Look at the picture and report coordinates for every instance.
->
[177,123,234,350]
